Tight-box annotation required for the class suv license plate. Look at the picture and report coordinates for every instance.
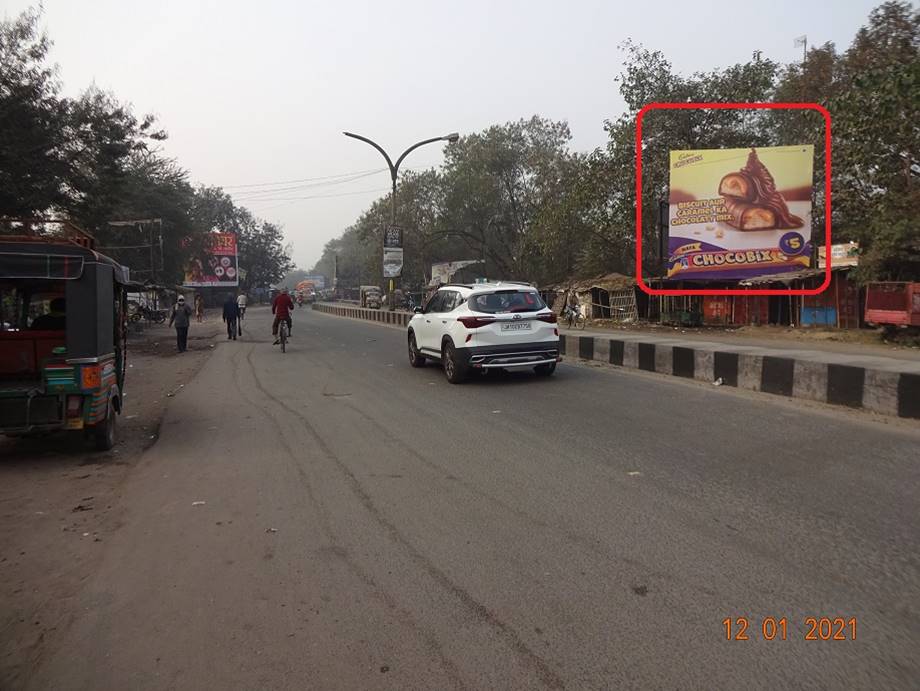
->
[501,322,532,331]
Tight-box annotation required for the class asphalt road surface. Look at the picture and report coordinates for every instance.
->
[27,306,920,690]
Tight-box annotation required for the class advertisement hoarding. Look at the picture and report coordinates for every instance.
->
[383,225,403,248]
[667,145,814,281]
[430,260,483,284]
[304,275,326,289]
[383,247,403,278]
[183,232,239,287]
[817,242,859,268]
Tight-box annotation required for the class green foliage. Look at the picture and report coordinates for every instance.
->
[0,7,70,215]
[832,1,919,280]
[317,2,917,286]
[0,7,291,289]
[3,2,916,289]
[192,186,293,289]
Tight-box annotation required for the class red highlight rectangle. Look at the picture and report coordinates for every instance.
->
[635,102,832,296]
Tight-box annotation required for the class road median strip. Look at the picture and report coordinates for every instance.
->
[313,302,919,419]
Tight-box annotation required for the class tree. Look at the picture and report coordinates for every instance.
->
[606,42,783,277]
[436,116,576,282]
[832,1,919,280]
[91,151,201,285]
[192,186,292,289]
[0,8,69,215]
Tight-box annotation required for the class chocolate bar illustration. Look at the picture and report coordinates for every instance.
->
[724,196,776,230]
[718,148,803,231]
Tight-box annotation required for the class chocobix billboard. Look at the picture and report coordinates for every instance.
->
[667,145,814,281]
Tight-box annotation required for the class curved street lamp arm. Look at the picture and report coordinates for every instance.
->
[394,136,452,175]
[343,132,396,180]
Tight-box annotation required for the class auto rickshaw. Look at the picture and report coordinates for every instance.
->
[0,227,129,450]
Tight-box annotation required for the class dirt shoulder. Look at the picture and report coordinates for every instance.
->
[0,317,223,689]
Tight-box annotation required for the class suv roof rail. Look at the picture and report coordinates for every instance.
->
[438,280,535,290]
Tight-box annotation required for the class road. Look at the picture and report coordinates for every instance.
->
[25,306,920,690]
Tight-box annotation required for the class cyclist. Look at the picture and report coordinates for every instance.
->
[272,287,295,345]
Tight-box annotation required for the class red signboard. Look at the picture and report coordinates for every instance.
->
[183,233,239,287]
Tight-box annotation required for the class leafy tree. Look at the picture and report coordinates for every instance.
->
[0,8,69,215]
[832,1,919,280]
[193,186,293,289]
[91,151,200,285]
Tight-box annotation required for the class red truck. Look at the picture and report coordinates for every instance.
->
[864,282,920,329]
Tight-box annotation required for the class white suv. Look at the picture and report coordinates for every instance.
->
[407,282,560,383]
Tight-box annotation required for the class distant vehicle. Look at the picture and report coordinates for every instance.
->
[407,282,560,383]
[295,279,316,300]
[865,282,920,330]
[360,285,381,309]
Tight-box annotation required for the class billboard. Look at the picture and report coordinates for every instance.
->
[303,274,326,289]
[818,242,859,268]
[430,260,483,284]
[183,232,239,287]
[383,247,403,278]
[383,225,402,248]
[668,146,814,281]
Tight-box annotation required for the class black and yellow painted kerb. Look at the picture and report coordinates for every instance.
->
[312,302,920,420]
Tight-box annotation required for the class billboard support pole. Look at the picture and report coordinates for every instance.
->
[657,200,668,275]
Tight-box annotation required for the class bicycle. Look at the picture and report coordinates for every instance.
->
[278,319,288,353]
[562,304,586,330]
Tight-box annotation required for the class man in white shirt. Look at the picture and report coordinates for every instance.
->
[236,292,247,320]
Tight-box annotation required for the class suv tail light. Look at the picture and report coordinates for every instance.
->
[537,312,557,323]
[457,316,496,329]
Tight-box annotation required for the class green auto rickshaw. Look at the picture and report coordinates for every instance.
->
[0,230,129,450]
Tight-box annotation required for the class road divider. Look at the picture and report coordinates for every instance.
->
[558,333,920,420]
[313,302,411,327]
[313,303,919,419]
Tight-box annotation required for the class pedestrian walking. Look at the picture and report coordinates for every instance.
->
[169,295,193,352]
[222,293,240,340]
[194,293,204,323]
[236,292,247,321]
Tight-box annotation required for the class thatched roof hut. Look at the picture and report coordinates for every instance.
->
[543,273,638,322]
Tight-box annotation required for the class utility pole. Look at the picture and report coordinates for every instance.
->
[795,35,808,101]
[344,131,459,309]
[103,218,163,281]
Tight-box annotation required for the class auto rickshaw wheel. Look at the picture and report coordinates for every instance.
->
[93,406,116,451]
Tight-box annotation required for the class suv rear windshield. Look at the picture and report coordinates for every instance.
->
[469,290,545,314]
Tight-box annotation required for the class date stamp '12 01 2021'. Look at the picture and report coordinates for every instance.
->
[723,617,857,641]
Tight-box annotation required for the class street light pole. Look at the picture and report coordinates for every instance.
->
[344,131,459,308]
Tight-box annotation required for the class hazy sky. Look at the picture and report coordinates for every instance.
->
[4,0,879,269]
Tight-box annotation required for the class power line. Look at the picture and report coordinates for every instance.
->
[221,168,386,189]
[243,187,391,204]
[230,170,386,201]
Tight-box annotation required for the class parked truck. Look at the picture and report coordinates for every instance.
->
[360,285,381,309]
[865,282,920,331]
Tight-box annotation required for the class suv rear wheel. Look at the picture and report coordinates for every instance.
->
[408,332,426,367]
[535,362,556,377]
[443,341,467,384]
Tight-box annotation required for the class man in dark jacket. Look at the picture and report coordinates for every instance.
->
[169,295,193,352]
[222,293,240,340]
